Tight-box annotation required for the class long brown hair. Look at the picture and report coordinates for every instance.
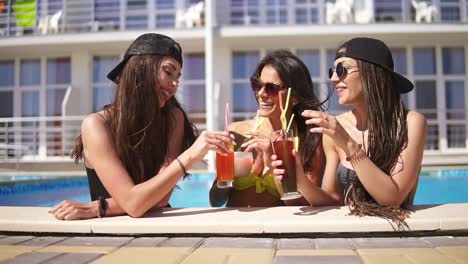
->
[72,55,197,183]
[345,59,411,230]
[251,50,328,172]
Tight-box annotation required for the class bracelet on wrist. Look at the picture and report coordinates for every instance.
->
[346,144,367,164]
[176,157,190,178]
[97,196,107,218]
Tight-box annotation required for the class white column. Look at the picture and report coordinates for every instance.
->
[205,0,216,172]
[70,50,91,115]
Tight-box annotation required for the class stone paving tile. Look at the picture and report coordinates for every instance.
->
[275,249,356,257]
[0,252,62,264]
[54,236,132,247]
[357,248,459,264]
[0,236,34,245]
[276,238,315,249]
[124,237,168,247]
[0,246,39,262]
[360,255,414,264]
[275,255,363,264]
[159,237,204,248]
[17,237,67,247]
[42,252,104,264]
[181,248,273,264]
[436,246,468,263]
[201,237,274,249]
[315,238,355,249]
[37,246,114,254]
[93,247,191,264]
[351,237,432,248]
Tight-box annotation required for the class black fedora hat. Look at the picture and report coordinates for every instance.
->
[107,33,183,83]
[335,37,413,94]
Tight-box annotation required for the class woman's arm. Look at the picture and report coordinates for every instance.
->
[275,134,343,206]
[342,111,426,206]
[81,112,232,218]
[305,110,427,206]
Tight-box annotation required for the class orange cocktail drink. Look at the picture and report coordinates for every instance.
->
[216,144,234,188]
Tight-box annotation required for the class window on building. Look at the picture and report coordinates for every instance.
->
[413,47,439,150]
[230,0,260,25]
[294,0,319,24]
[155,0,176,28]
[95,0,120,31]
[0,60,14,118]
[181,53,206,125]
[46,58,70,116]
[232,51,259,121]
[391,48,410,107]
[266,0,288,24]
[413,48,440,151]
[375,0,403,22]
[127,0,148,29]
[443,46,466,148]
[20,59,41,119]
[297,49,325,102]
[93,56,119,112]
[440,0,461,22]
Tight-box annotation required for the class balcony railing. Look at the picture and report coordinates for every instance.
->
[0,0,467,37]
[0,114,206,161]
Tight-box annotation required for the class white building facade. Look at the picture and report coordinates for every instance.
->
[0,0,468,167]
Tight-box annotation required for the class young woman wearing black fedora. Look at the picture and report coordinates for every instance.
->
[49,33,234,220]
[272,37,427,229]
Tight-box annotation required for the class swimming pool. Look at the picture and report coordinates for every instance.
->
[1,170,467,207]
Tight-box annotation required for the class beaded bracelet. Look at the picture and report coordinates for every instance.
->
[346,144,367,164]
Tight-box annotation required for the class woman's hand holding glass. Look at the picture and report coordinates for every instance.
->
[240,131,273,175]
[188,131,235,162]
[271,149,307,196]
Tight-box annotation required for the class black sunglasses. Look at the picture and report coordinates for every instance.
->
[250,77,284,96]
[328,62,358,80]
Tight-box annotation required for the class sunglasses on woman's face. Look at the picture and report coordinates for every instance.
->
[328,62,358,80]
[250,77,284,96]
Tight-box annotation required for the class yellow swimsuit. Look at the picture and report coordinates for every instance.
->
[233,171,280,198]
[232,117,299,199]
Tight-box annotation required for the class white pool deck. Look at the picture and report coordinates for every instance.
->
[1,204,467,236]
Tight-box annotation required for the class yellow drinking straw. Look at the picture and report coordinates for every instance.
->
[286,113,295,132]
[280,88,292,130]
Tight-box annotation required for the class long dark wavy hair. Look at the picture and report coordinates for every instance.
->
[343,58,411,230]
[71,55,197,184]
[251,50,328,172]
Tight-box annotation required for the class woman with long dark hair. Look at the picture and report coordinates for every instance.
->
[210,50,326,207]
[50,33,234,220]
[272,37,426,229]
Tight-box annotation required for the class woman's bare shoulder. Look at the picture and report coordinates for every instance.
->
[407,110,426,122]
[406,110,427,130]
[228,119,256,134]
[81,112,108,132]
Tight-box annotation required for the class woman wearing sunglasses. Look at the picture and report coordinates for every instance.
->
[210,49,327,207]
[272,37,426,227]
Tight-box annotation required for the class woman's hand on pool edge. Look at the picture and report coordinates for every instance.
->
[49,200,99,220]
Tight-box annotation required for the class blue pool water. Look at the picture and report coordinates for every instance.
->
[0,170,467,207]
